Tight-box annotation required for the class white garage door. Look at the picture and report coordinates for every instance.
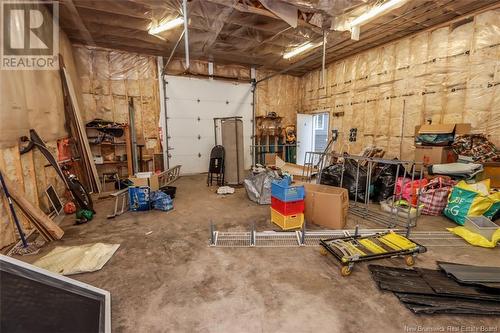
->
[165,75,253,174]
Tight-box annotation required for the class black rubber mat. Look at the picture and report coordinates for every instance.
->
[438,262,500,283]
[417,268,500,301]
[369,265,436,293]
[396,293,500,315]
[369,264,500,315]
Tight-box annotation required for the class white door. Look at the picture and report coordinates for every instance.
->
[165,76,253,174]
[296,113,314,165]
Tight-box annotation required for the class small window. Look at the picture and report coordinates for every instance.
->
[314,114,325,130]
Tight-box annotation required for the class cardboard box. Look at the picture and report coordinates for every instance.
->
[414,123,471,145]
[276,156,315,181]
[129,172,159,191]
[265,153,278,166]
[479,162,500,188]
[415,146,457,166]
[303,184,348,229]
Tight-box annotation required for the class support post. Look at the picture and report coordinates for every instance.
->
[128,98,139,174]
[182,0,190,70]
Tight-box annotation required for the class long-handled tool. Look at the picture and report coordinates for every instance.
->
[0,171,40,255]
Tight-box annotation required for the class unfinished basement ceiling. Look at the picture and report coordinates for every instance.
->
[59,0,498,75]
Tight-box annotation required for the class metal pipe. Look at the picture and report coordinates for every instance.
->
[235,117,240,184]
[301,152,308,180]
[365,161,372,209]
[128,98,139,173]
[182,0,190,70]
[164,29,185,72]
[407,163,415,229]
[251,223,256,246]
[301,221,306,245]
[340,158,345,187]
[157,56,169,170]
[251,80,256,166]
[210,223,215,246]
[400,100,406,159]
[389,163,401,227]
[321,31,327,87]
[354,161,360,207]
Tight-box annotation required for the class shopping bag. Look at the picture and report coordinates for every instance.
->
[443,179,500,225]
[420,177,455,216]
[396,177,428,205]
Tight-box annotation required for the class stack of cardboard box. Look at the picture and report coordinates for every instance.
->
[414,123,471,166]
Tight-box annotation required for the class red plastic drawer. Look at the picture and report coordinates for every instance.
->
[271,197,305,215]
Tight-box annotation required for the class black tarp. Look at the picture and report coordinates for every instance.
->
[369,264,500,315]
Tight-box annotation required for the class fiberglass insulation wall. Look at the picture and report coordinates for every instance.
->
[300,9,500,160]
[0,28,82,249]
[73,45,162,157]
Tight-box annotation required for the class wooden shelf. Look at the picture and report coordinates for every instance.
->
[87,124,133,178]
[96,161,127,165]
[90,142,126,146]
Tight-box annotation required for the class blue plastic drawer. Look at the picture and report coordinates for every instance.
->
[271,178,305,202]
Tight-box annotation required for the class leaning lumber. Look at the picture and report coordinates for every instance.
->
[1,175,64,240]
[59,55,101,193]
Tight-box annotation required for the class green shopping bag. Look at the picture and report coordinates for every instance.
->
[443,180,500,225]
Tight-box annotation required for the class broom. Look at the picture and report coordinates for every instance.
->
[0,171,40,255]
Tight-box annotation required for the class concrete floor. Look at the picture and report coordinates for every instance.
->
[20,175,500,332]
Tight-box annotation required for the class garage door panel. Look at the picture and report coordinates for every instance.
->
[166,99,222,119]
[165,75,252,174]
[166,77,253,102]
[166,118,198,136]
[167,119,214,136]
[168,136,212,174]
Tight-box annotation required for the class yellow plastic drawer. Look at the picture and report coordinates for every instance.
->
[270,208,304,230]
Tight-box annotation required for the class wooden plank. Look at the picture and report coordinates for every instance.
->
[62,66,102,193]
[1,172,64,240]
[0,153,17,248]
[14,203,53,242]
[124,125,133,176]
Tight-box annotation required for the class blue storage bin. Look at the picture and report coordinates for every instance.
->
[129,186,151,211]
[271,178,305,202]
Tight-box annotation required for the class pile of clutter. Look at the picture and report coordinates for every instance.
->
[317,123,499,247]
[128,172,174,212]
[244,163,348,231]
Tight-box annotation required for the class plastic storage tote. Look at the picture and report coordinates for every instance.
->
[271,197,304,215]
[271,178,305,202]
[270,208,304,230]
[464,216,499,241]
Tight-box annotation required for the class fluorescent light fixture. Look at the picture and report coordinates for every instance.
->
[350,0,405,27]
[283,42,317,59]
[149,17,184,35]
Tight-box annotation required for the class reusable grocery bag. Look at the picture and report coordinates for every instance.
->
[396,177,428,205]
[420,177,455,216]
[443,179,500,225]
